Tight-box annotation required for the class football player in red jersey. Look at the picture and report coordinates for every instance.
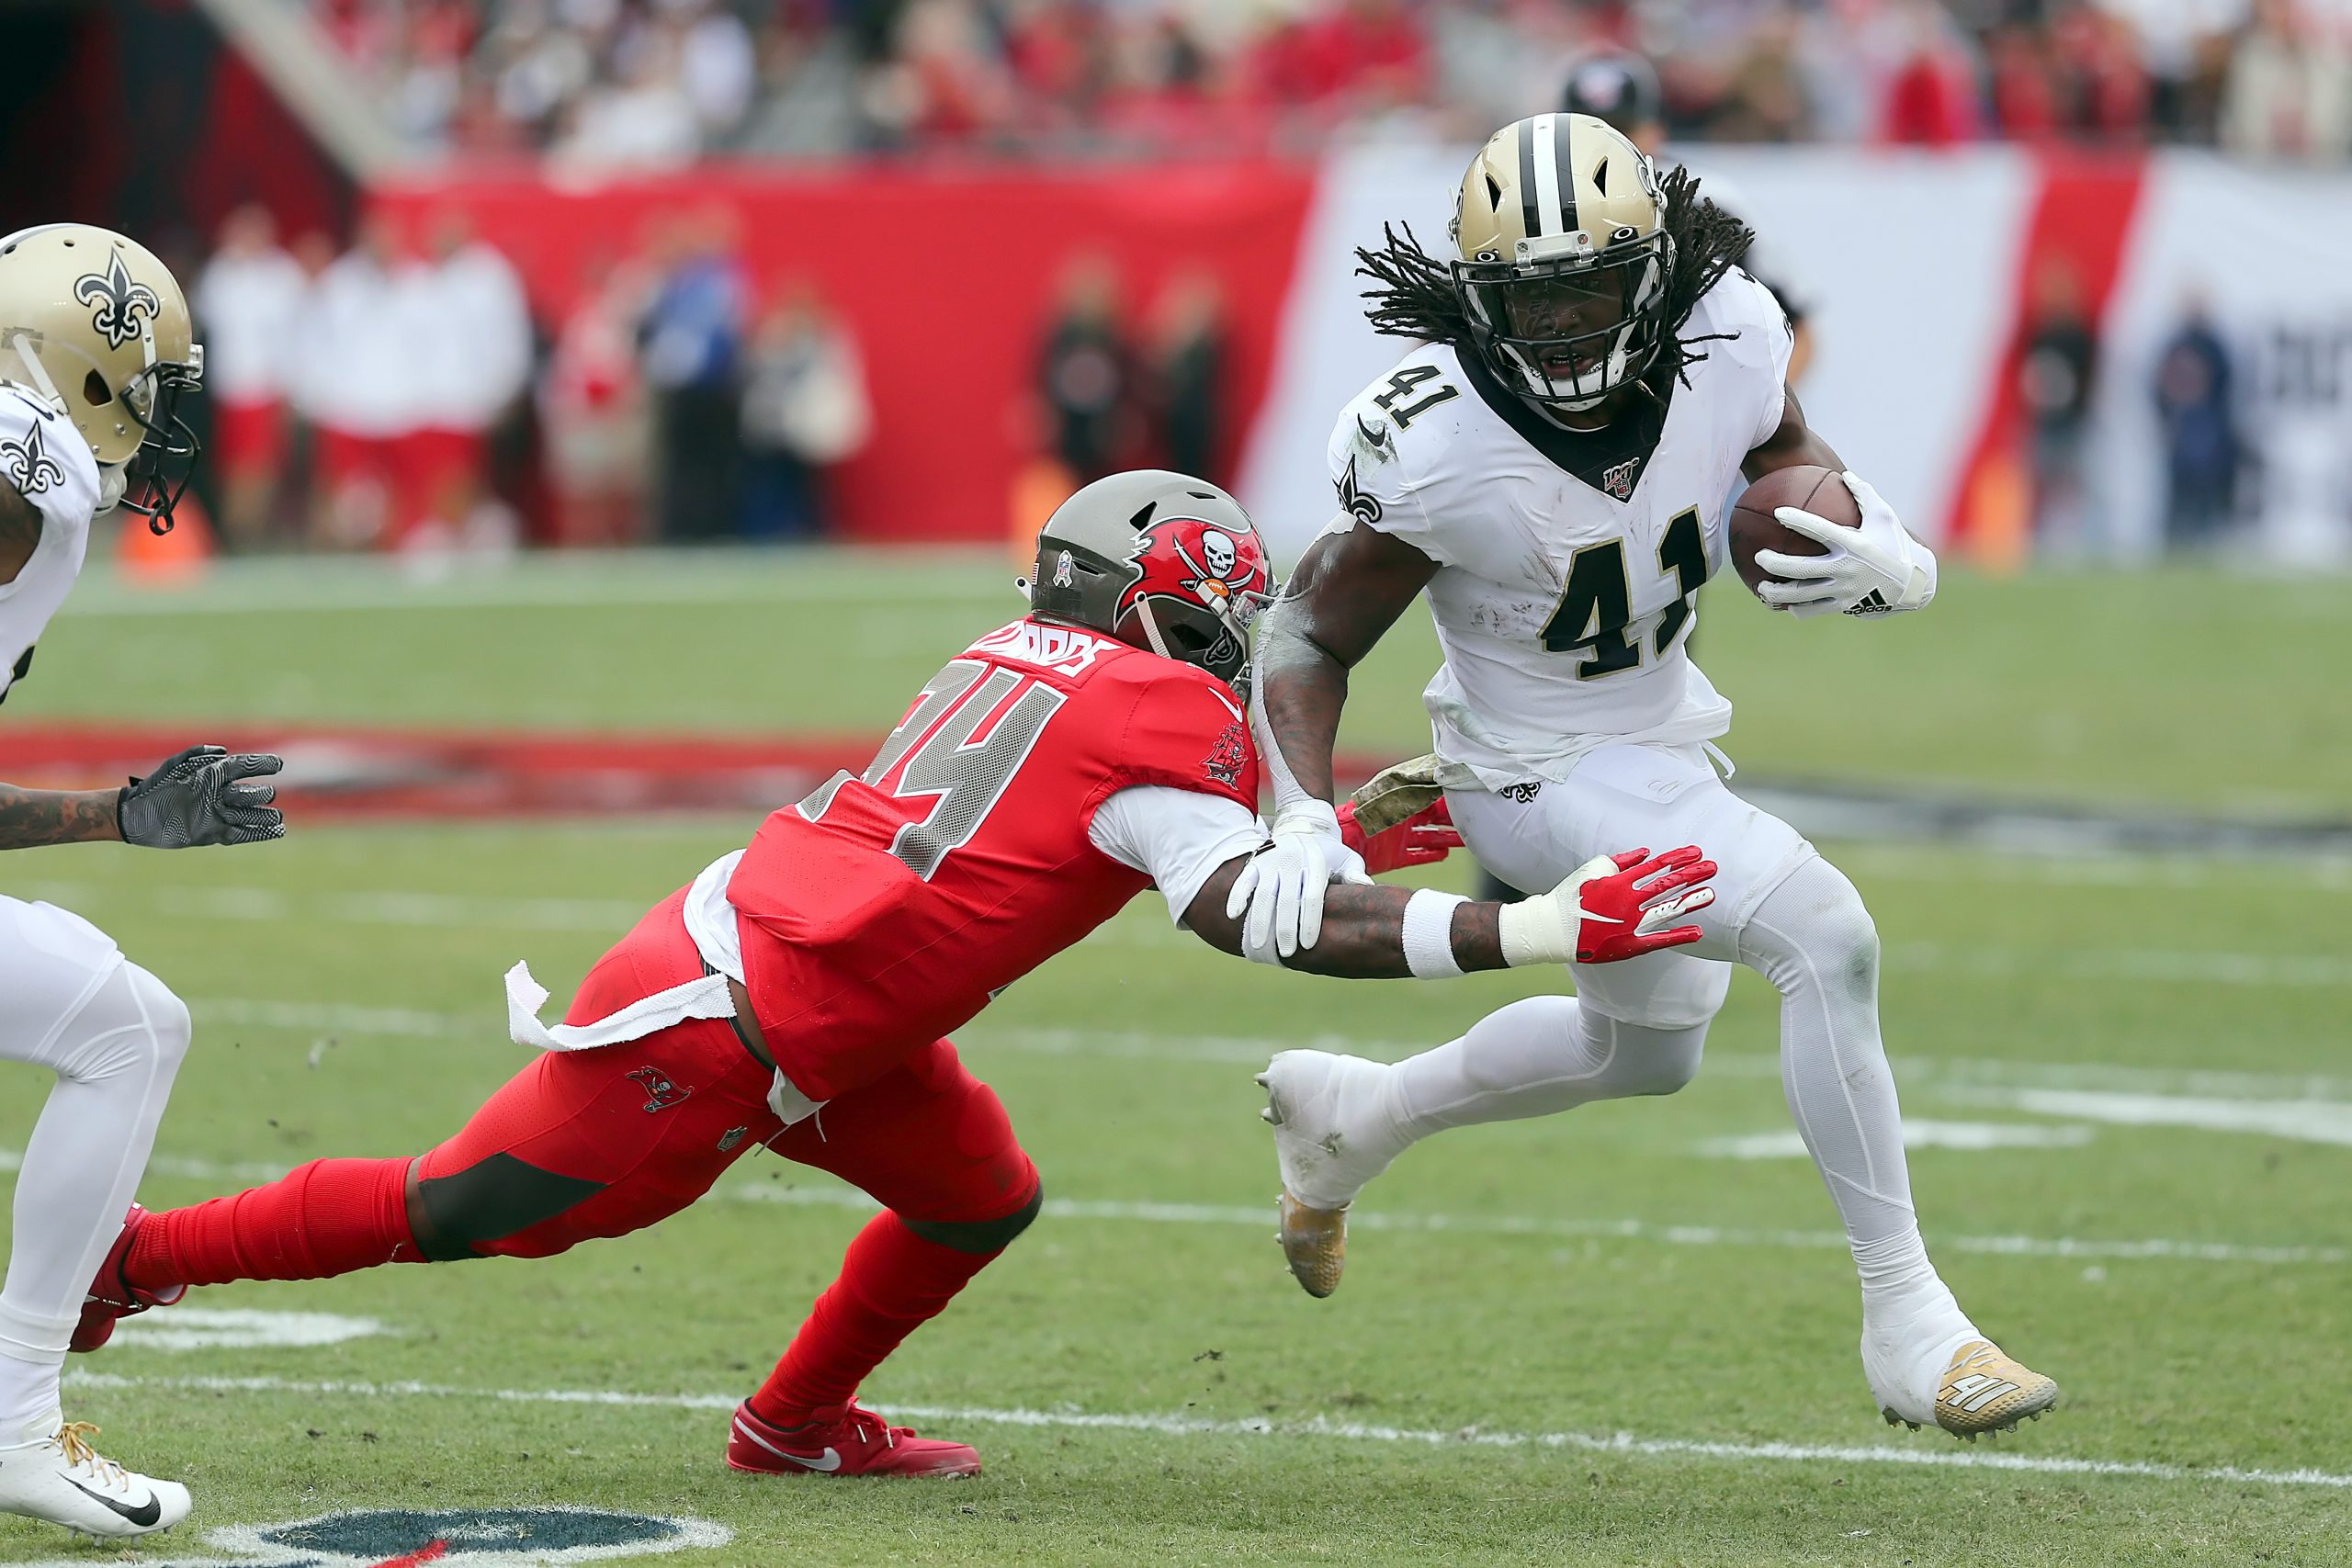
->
[71,471,1717,1479]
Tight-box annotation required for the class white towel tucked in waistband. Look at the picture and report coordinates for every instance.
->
[503,960,737,1053]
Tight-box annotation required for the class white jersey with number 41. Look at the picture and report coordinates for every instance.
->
[1322,267,1794,789]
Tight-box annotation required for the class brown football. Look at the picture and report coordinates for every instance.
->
[1729,465,1860,598]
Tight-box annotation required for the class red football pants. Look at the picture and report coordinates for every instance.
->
[413,890,1039,1258]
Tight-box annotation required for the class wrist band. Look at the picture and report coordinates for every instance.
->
[1496,895,1574,968]
[1401,889,1469,979]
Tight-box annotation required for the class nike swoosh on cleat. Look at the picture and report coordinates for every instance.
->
[63,1476,162,1528]
[770,1447,842,1472]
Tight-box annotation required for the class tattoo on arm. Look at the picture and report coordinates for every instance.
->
[1185,859,1507,977]
[1256,524,1438,805]
[1741,386,1846,481]
[0,786,123,851]
[0,481,42,586]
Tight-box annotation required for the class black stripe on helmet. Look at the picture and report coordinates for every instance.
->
[1555,115,1580,238]
[1517,118,1541,243]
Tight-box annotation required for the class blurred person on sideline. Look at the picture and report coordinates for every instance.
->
[193,205,307,551]
[555,23,702,169]
[668,0,759,145]
[2153,288,2240,550]
[542,253,652,547]
[2017,258,2099,551]
[739,281,871,541]
[1879,0,1984,144]
[2221,0,2352,161]
[1150,271,1226,483]
[295,213,420,550]
[1561,51,1817,382]
[1037,254,1135,484]
[405,210,535,553]
[640,208,750,542]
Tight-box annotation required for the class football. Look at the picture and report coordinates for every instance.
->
[1728,465,1860,597]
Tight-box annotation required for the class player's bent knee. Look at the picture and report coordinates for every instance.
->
[901,1180,1045,1256]
[122,964,193,1075]
[1745,858,1880,1001]
[48,961,193,1084]
[1592,1014,1708,1098]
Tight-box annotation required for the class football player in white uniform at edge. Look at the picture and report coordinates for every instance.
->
[0,225,285,1536]
[1229,116,2059,1438]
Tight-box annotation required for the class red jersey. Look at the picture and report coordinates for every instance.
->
[728,618,1260,1100]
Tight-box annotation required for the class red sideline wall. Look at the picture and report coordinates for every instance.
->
[372,164,1317,544]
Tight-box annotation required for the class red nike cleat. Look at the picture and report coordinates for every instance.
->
[726,1400,981,1478]
[72,1205,184,1354]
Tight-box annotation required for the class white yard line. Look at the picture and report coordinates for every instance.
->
[57,1370,2352,1491]
[1697,1121,2098,1160]
[729,1183,2343,1266]
[175,998,2352,1107]
[19,1137,2318,1267]
[60,555,1004,617]
[1835,844,2352,892]
[33,875,2352,985]
[14,881,644,933]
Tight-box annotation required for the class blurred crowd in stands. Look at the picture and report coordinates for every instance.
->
[314,0,2352,164]
[191,201,875,551]
[187,199,1233,553]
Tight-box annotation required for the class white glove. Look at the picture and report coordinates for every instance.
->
[1754,471,1937,621]
[1226,799,1372,961]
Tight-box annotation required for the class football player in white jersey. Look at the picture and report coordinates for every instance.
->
[1229,116,2059,1439]
[0,223,285,1536]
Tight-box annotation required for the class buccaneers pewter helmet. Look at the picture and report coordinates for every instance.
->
[1026,469,1274,690]
[1450,113,1672,412]
[0,224,204,531]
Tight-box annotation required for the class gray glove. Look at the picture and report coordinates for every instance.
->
[118,746,286,848]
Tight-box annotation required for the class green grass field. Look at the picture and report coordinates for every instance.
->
[2,554,2348,1566]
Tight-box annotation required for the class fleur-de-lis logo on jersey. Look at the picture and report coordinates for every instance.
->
[0,421,63,497]
[73,253,161,350]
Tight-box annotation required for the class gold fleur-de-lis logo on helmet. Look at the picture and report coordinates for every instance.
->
[73,252,162,351]
[1,421,64,497]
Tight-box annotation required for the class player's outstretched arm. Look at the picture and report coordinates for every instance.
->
[1230,523,1441,958]
[0,785,127,850]
[1744,388,1936,619]
[1187,846,1717,980]
[1,748,287,852]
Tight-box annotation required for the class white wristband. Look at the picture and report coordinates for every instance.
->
[1401,889,1468,979]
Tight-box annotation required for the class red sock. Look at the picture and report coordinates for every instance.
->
[127,1157,421,1291]
[750,1213,1004,1427]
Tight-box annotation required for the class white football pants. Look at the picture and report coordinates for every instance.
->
[0,898,190,1435]
[1394,742,1946,1322]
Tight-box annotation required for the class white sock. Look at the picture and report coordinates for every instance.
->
[0,964,191,1437]
[1385,995,1709,1143]
[1737,857,1956,1329]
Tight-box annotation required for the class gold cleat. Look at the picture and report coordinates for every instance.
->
[1275,1192,1349,1298]
[1922,1340,2059,1437]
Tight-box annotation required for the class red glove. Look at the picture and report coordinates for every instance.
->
[1339,797,1464,875]
[1573,846,1717,964]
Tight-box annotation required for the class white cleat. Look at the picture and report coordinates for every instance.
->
[1256,1050,1407,1299]
[0,1410,190,1538]
[1863,1317,2059,1439]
